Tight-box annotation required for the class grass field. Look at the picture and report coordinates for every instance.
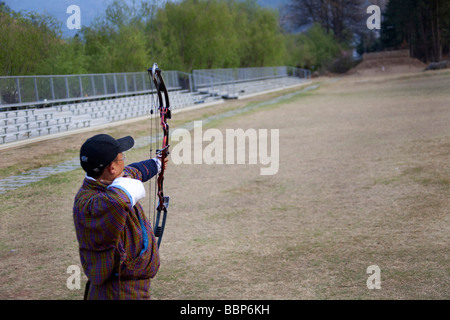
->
[0,70,449,300]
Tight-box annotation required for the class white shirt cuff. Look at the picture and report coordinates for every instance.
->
[153,157,162,174]
[107,177,146,207]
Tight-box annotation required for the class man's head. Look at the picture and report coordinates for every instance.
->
[80,134,134,179]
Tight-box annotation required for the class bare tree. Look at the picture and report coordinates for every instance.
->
[284,0,369,43]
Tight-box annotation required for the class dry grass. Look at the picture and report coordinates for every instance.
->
[0,70,449,300]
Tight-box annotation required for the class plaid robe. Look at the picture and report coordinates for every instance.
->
[73,160,160,299]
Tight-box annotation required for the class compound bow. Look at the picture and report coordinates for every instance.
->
[148,63,171,248]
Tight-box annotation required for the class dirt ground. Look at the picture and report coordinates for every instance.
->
[348,51,427,76]
[0,69,448,300]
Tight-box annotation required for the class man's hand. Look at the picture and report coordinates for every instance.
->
[157,155,169,170]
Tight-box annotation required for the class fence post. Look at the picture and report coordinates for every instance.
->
[91,75,95,96]
[65,76,70,99]
[79,75,83,98]
[34,77,39,101]
[50,77,55,100]
[113,74,118,94]
[16,78,22,103]
[103,75,107,95]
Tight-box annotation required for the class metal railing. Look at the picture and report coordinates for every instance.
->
[192,66,310,91]
[0,71,182,110]
[0,66,310,110]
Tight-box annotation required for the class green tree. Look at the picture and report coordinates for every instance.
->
[236,0,286,67]
[0,3,62,76]
[285,23,341,72]
[148,0,286,72]
[38,35,87,75]
[148,0,242,72]
[82,0,152,73]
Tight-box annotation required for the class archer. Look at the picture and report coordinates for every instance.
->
[73,133,168,299]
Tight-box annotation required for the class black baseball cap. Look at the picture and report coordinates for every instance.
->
[80,134,134,177]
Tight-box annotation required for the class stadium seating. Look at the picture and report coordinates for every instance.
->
[0,76,308,145]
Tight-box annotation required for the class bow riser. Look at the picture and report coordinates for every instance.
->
[148,63,171,249]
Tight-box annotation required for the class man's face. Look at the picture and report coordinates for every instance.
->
[111,152,126,177]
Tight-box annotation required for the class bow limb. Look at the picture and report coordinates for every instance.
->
[148,63,171,248]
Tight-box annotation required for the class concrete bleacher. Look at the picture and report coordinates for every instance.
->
[0,76,309,145]
[198,76,309,99]
[0,89,219,145]
[0,107,89,144]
